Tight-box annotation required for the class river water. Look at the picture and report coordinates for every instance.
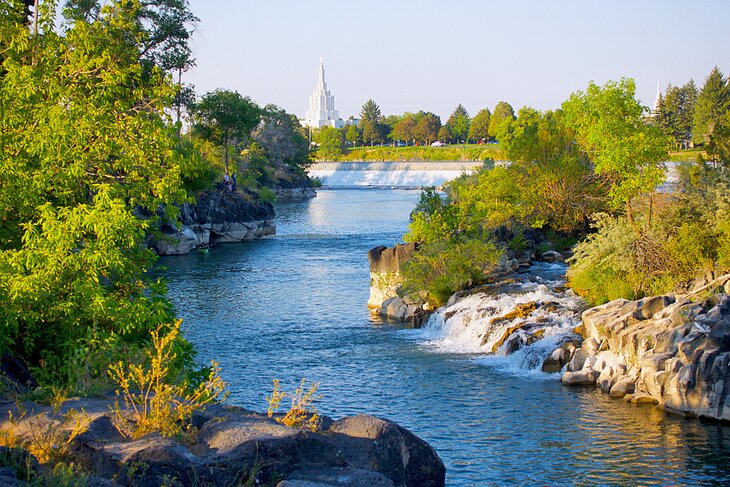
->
[160,189,730,487]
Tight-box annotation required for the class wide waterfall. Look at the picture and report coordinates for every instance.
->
[308,161,487,187]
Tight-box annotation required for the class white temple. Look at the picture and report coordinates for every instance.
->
[302,58,344,129]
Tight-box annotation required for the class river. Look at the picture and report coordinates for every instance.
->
[160,188,730,487]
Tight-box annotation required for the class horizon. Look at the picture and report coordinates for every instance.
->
[184,0,729,121]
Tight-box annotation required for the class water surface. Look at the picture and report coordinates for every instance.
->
[160,189,730,486]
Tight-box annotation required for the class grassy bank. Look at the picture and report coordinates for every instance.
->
[668,148,705,162]
[316,144,505,162]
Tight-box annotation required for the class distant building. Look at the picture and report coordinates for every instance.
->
[301,58,344,129]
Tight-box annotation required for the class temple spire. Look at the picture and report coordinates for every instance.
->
[302,57,344,129]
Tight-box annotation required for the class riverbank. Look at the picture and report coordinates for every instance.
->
[0,394,444,486]
[316,144,504,162]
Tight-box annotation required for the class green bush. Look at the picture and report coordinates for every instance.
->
[401,238,503,307]
[257,186,277,204]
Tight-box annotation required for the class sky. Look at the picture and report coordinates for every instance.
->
[185,0,730,121]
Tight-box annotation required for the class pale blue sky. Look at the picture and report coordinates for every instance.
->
[185,0,729,121]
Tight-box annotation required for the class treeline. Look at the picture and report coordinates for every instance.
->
[401,76,730,307]
[313,100,517,159]
[652,66,730,150]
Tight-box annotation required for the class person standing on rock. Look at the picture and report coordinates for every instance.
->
[232,172,237,192]
[223,173,230,191]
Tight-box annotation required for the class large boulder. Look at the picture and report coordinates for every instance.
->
[328,415,445,487]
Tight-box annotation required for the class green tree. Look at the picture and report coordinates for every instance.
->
[392,114,416,145]
[253,105,310,172]
[489,101,515,142]
[315,126,344,159]
[193,89,260,175]
[468,108,491,143]
[446,104,470,144]
[0,0,194,387]
[413,111,441,145]
[438,125,453,143]
[693,66,730,145]
[562,78,669,223]
[360,99,384,145]
[345,123,361,147]
[655,81,698,149]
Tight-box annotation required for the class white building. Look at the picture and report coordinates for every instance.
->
[301,58,344,129]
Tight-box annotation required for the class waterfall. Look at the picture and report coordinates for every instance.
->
[308,161,487,188]
[404,262,585,375]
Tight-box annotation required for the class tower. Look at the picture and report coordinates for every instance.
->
[302,58,344,129]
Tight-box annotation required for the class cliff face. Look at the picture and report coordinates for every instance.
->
[554,275,730,421]
[152,191,276,255]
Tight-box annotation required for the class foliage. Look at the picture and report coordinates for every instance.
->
[315,126,345,159]
[468,108,492,142]
[0,0,200,390]
[253,104,311,173]
[329,144,503,162]
[257,186,277,204]
[692,66,730,145]
[192,89,260,174]
[266,379,321,432]
[401,238,502,307]
[109,322,227,439]
[1,391,89,465]
[488,101,515,142]
[653,81,698,149]
[562,78,668,217]
[345,123,361,147]
[446,104,470,143]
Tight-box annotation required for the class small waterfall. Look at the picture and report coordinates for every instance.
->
[308,161,485,188]
[405,262,585,374]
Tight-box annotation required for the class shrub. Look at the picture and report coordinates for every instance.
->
[109,321,227,439]
[266,379,321,431]
[401,238,503,306]
[257,186,277,204]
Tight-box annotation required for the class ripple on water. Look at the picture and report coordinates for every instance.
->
[161,189,730,487]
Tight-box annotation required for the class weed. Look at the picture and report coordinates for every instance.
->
[109,321,227,439]
[266,379,321,431]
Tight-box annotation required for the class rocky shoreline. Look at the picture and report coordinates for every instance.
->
[368,242,730,422]
[150,190,276,255]
[0,397,445,486]
[549,274,730,421]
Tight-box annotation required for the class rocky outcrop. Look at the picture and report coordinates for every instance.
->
[151,190,276,255]
[368,244,432,326]
[545,274,730,421]
[273,187,317,199]
[0,399,445,487]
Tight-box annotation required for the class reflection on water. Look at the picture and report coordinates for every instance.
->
[160,189,730,487]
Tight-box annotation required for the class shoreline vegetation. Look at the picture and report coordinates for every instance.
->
[313,144,704,163]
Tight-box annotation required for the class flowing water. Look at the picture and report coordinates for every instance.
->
[160,188,730,487]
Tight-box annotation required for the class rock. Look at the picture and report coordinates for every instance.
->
[151,190,276,255]
[368,244,418,309]
[609,376,636,398]
[542,347,567,373]
[566,347,590,372]
[567,286,730,421]
[328,415,445,487]
[279,467,394,487]
[540,250,563,263]
[561,369,599,386]
[632,394,658,405]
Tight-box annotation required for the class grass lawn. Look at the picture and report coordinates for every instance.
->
[315,143,505,162]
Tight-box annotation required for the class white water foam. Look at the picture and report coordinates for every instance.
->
[402,263,585,375]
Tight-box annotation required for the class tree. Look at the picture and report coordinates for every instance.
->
[193,89,260,175]
[413,112,441,145]
[0,0,194,386]
[392,115,417,145]
[693,66,730,145]
[438,125,453,144]
[489,101,515,142]
[468,108,491,143]
[655,81,698,149]
[315,126,344,159]
[446,104,470,144]
[562,78,669,223]
[360,99,384,145]
[345,123,361,147]
[253,104,310,172]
